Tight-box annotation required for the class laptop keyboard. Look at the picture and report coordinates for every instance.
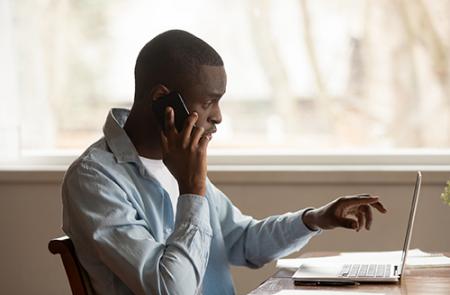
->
[340,264,391,278]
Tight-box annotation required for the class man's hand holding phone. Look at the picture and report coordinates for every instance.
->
[160,107,210,196]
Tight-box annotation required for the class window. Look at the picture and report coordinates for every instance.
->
[1,0,450,163]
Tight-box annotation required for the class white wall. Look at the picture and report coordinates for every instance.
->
[0,170,449,295]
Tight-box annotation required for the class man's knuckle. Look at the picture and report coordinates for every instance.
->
[197,146,206,154]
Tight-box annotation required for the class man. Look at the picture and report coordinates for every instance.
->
[62,30,387,295]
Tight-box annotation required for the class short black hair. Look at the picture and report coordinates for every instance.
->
[134,30,223,101]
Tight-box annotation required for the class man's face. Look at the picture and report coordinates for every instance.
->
[180,65,226,139]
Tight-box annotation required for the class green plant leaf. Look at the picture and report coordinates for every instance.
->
[441,180,450,206]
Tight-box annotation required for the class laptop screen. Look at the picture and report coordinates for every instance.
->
[398,171,422,275]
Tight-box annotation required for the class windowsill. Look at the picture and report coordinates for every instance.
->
[0,164,448,184]
[3,148,450,164]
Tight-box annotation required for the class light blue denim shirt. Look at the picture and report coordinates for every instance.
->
[62,108,320,295]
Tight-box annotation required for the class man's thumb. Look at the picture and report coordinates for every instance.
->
[339,218,357,230]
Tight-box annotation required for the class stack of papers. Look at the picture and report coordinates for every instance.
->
[276,249,450,269]
[274,291,385,295]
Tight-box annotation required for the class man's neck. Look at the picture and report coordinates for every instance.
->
[123,108,163,160]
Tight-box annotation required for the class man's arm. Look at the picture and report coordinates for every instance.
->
[207,183,320,268]
[209,185,387,269]
[63,162,212,295]
[160,107,302,269]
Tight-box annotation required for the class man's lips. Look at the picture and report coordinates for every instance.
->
[205,127,217,135]
[203,128,217,139]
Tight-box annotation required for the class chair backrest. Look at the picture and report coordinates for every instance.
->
[48,236,90,295]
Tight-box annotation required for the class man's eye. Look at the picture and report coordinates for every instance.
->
[203,101,213,108]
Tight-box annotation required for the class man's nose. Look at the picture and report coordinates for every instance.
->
[209,106,222,125]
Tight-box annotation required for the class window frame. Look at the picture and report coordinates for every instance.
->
[2,149,450,171]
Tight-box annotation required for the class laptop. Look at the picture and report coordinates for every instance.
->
[292,171,422,284]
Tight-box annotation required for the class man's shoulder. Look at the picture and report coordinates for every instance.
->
[64,138,118,181]
[205,178,228,204]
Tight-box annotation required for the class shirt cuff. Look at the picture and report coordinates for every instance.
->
[175,194,213,236]
[287,208,322,241]
[301,207,320,232]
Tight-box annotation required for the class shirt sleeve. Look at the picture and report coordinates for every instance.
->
[63,161,213,295]
[207,180,320,268]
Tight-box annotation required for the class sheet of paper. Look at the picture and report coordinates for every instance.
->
[274,290,386,295]
[406,256,450,268]
[276,249,450,269]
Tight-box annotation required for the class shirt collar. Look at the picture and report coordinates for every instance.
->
[103,108,141,164]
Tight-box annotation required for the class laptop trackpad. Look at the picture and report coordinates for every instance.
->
[294,263,342,279]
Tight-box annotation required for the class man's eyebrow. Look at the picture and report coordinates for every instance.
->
[206,90,225,98]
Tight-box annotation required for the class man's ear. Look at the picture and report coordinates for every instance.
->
[149,84,170,102]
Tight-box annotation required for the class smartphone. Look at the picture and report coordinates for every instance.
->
[152,92,190,133]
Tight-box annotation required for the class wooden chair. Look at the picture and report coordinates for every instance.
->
[48,236,91,295]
